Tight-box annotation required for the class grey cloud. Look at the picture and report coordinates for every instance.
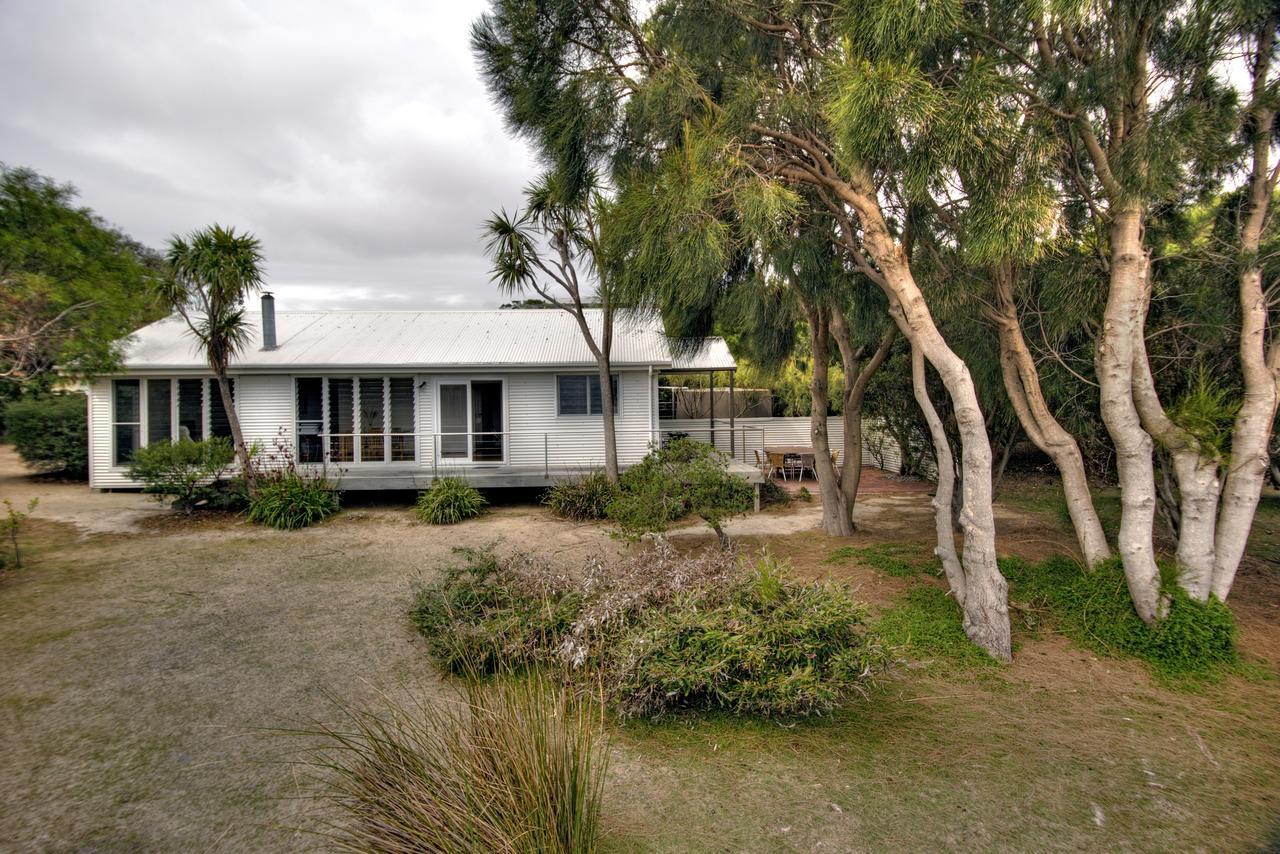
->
[0,0,539,309]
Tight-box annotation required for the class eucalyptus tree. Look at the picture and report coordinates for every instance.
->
[1006,0,1275,614]
[474,0,1015,658]
[484,172,624,482]
[161,225,265,480]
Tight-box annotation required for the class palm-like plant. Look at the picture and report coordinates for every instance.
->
[161,225,264,481]
[485,172,622,482]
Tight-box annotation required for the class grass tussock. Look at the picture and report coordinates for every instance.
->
[298,678,608,853]
[543,471,619,521]
[416,478,487,525]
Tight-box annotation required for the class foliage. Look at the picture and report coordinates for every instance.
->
[299,677,607,853]
[127,437,236,510]
[794,486,813,503]
[543,470,619,520]
[246,468,340,529]
[757,478,791,508]
[416,477,487,525]
[607,438,753,544]
[411,548,582,675]
[1,497,38,571]
[875,586,1000,670]
[4,393,87,478]
[609,553,885,717]
[825,543,942,579]
[1003,556,1238,680]
[412,544,884,718]
[0,165,164,390]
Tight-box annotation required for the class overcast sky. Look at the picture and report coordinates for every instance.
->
[0,0,542,309]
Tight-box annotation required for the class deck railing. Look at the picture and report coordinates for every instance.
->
[300,423,767,478]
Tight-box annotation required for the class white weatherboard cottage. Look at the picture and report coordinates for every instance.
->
[88,296,754,492]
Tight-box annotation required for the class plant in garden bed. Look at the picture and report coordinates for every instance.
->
[416,477,487,525]
[544,470,619,520]
[127,437,242,512]
[607,438,753,547]
[246,466,340,529]
[296,675,608,853]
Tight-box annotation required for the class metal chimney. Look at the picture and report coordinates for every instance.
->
[260,292,278,350]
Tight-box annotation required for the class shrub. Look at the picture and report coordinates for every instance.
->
[246,469,340,529]
[412,544,885,718]
[416,477,487,525]
[544,470,619,521]
[5,393,87,478]
[758,478,791,508]
[608,438,753,546]
[411,548,581,675]
[1,497,38,571]
[300,677,607,853]
[1003,556,1238,679]
[127,437,236,509]
[608,553,885,717]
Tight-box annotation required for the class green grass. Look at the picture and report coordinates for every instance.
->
[874,586,999,670]
[824,543,942,579]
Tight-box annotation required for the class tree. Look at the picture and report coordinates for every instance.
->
[0,165,164,393]
[161,225,265,481]
[473,0,1014,659]
[484,174,624,482]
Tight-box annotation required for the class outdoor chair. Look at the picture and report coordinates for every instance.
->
[783,453,805,481]
[754,449,781,479]
[767,451,789,481]
[798,452,818,481]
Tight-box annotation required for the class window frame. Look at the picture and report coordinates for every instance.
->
[110,376,236,469]
[555,373,621,417]
[294,375,418,465]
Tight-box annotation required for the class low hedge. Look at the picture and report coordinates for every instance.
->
[5,393,88,478]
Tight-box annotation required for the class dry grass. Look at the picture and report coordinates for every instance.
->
[2,448,1278,852]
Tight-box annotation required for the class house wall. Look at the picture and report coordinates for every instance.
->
[89,369,660,488]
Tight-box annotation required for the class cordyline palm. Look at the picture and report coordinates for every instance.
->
[484,172,623,482]
[161,225,264,482]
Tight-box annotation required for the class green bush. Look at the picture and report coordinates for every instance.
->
[411,548,582,674]
[412,545,884,718]
[609,554,885,717]
[416,477,487,525]
[300,676,607,853]
[608,438,753,545]
[1003,555,1238,679]
[544,470,619,520]
[5,394,87,478]
[246,469,340,529]
[875,586,999,669]
[127,437,237,509]
[758,478,791,508]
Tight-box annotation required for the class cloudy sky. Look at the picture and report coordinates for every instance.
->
[0,0,542,309]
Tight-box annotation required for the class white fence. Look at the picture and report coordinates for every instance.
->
[658,416,919,476]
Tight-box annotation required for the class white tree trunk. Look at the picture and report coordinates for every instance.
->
[805,304,854,536]
[989,264,1111,566]
[1094,205,1165,623]
[912,345,967,604]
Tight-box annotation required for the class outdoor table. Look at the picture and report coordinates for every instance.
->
[764,445,815,481]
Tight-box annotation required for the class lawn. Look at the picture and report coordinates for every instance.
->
[1,448,1278,851]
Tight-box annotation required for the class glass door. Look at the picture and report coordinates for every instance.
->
[470,380,504,462]
[437,380,504,464]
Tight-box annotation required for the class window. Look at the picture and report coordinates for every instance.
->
[147,379,172,444]
[557,374,619,416]
[208,379,236,439]
[295,377,417,464]
[178,379,204,441]
[112,380,141,465]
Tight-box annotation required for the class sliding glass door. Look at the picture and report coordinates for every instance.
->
[437,379,504,464]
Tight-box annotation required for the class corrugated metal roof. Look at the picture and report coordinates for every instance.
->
[119,309,737,371]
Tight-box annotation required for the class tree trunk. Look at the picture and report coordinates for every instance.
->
[1211,27,1279,601]
[831,317,894,525]
[597,353,620,483]
[1094,204,1165,623]
[833,179,1009,660]
[988,262,1111,566]
[803,302,853,536]
[912,345,967,605]
[213,369,254,484]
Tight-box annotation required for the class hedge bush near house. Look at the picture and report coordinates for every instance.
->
[127,437,239,510]
[246,469,340,529]
[544,470,619,520]
[411,543,884,718]
[5,393,88,478]
[416,477,487,525]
